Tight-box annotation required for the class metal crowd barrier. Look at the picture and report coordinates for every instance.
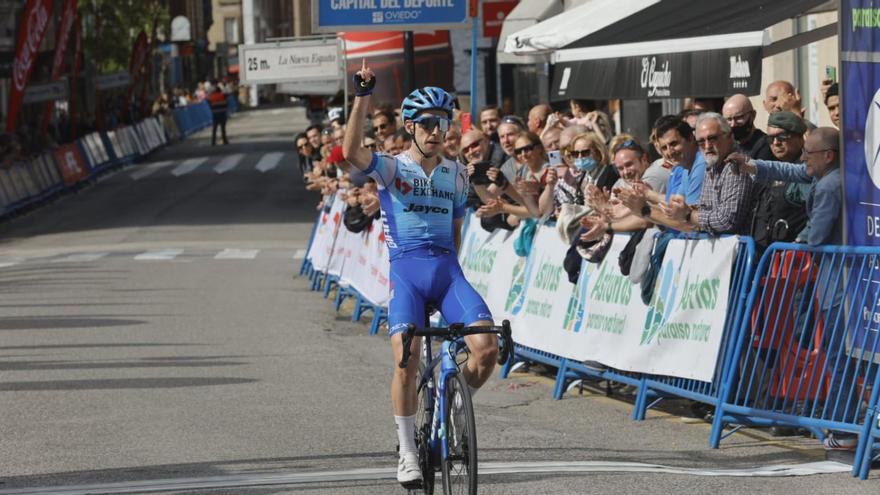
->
[173,101,213,137]
[712,242,880,478]
[633,236,756,420]
[1,111,199,221]
[297,211,879,479]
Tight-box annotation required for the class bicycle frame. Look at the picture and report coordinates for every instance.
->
[419,336,467,466]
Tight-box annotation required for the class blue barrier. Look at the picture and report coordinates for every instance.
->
[172,101,212,137]
[712,243,880,478]
[633,236,756,421]
[297,210,880,479]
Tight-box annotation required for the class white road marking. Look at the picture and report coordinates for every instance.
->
[129,161,172,180]
[51,253,109,263]
[133,249,184,261]
[213,153,244,174]
[255,152,284,173]
[0,461,851,494]
[293,249,307,260]
[0,260,21,268]
[170,157,208,177]
[214,248,259,260]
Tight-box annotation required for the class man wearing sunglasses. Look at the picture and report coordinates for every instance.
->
[372,109,397,143]
[343,60,497,489]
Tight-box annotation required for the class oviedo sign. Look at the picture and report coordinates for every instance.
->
[313,0,469,32]
[553,47,762,100]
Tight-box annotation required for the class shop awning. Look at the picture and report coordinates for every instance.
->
[496,0,564,64]
[552,31,768,100]
[503,0,834,100]
[505,0,830,56]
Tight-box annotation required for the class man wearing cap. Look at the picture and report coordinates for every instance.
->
[767,111,807,163]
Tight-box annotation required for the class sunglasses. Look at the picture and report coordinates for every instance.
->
[570,149,594,158]
[770,133,792,143]
[514,143,536,156]
[297,143,308,150]
[375,122,390,130]
[501,115,525,128]
[364,142,377,149]
[412,116,450,133]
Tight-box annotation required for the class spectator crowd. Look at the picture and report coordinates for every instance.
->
[297,73,851,450]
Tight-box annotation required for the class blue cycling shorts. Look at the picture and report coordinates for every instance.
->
[388,246,493,337]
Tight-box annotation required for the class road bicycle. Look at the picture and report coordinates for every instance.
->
[398,318,513,495]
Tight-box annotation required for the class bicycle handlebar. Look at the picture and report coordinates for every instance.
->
[397,320,513,369]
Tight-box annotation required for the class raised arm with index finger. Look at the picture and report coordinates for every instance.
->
[342,59,377,171]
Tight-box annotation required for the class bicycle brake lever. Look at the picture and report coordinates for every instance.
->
[497,319,513,365]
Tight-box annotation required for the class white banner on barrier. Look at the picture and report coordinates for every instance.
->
[306,193,345,272]
[508,225,581,352]
[578,236,738,382]
[357,214,391,307]
[454,215,739,382]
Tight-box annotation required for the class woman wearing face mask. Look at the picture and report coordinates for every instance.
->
[539,132,610,216]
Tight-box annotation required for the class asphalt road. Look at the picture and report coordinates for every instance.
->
[0,106,876,494]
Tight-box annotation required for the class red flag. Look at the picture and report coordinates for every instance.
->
[6,0,54,133]
[39,0,78,137]
[125,31,148,115]
[70,14,83,139]
[139,19,158,117]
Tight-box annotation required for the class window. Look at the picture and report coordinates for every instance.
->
[224,18,239,44]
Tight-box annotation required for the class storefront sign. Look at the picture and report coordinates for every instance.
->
[553,46,762,100]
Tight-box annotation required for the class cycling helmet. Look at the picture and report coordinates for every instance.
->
[400,87,454,122]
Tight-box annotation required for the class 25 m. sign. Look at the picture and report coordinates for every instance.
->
[312,0,469,32]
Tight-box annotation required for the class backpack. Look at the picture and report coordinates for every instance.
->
[749,182,809,254]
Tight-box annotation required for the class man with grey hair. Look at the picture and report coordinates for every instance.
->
[661,112,756,235]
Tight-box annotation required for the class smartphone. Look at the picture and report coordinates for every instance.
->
[825,65,837,84]
[469,161,493,185]
[548,150,562,166]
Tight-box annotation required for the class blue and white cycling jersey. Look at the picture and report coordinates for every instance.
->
[364,152,469,260]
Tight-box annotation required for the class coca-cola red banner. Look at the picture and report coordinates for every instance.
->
[39,0,78,136]
[52,142,89,186]
[6,0,54,133]
[125,31,148,108]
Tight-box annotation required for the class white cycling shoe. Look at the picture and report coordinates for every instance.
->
[397,453,422,488]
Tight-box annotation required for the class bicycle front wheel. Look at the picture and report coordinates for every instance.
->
[441,373,477,495]
[414,362,436,495]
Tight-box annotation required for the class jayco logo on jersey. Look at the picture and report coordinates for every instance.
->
[403,203,449,214]
[395,178,412,195]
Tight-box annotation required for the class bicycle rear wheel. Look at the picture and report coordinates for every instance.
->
[413,362,436,495]
[441,373,477,495]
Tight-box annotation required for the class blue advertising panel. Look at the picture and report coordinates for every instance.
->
[312,0,470,32]
[841,0,880,362]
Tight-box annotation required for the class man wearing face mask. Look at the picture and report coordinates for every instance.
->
[722,94,774,160]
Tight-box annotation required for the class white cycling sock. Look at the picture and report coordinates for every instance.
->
[395,414,417,457]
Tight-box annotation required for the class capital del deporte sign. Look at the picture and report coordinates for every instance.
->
[312,0,470,32]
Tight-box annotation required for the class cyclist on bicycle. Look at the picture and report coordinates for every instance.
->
[342,60,499,489]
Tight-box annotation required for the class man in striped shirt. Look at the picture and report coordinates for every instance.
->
[659,112,755,234]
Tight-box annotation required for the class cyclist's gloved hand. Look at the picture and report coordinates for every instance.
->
[354,59,376,97]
